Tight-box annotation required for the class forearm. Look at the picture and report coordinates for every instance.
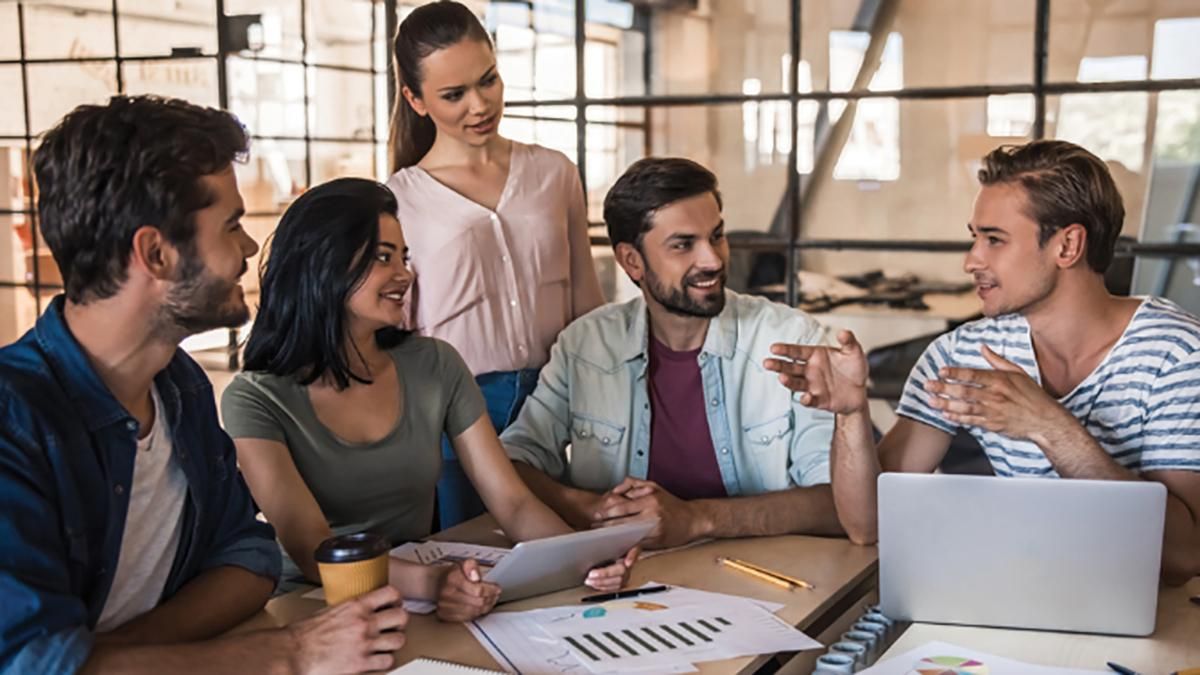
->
[1035,420,1132,480]
[1162,493,1200,586]
[497,492,574,541]
[389,558,450,600]
[831,409,883,545]
[97,566,273,646]
[689,485,843,541]
[513,462,600,529]
[83,628,294,675]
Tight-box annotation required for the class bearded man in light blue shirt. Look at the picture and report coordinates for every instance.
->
[502,157,842,549]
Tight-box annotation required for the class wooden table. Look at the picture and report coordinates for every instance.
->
[877,577,1200,673]
[238,516,878,674]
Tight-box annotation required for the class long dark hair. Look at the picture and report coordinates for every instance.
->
[388,0,492,172]
[242,178,407,390]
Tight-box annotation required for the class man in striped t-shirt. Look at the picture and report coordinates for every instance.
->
[766,140,1200,585]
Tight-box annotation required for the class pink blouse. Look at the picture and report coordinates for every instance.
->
[386,141,604,375]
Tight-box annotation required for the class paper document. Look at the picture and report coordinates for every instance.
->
[392,541,511,567]
[388,657,503,674]
[859,641,1106,675]
[466,582,817,675]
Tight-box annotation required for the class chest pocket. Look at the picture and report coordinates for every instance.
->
[568,413,626,490]
[743,412,793,451]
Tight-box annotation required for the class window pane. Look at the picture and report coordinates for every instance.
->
[225,0,304,61]
[1048,0,1200,83]
[629,0,789,96]
[487,1,576,101]
[581,115,643,222]
[238,139,307,211]
[228,57,306,137]
[0,4,20,61]
[802,97,1031,282]
[0,141,33,212]
[23,0,115,60]
[0,68,25,136]
[27,63,119,135]
[117,0,217,57]
[122,59,219,108]
[308,0,373,69]
[311,141,379,184]
[0,286,40,347]
[308,67,374,140]
[1129,90,1200,313]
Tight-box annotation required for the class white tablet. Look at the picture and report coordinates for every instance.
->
[484,520,655,603]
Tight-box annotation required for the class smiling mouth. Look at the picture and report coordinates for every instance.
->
[468,115,496,132]
[380,288,408,301]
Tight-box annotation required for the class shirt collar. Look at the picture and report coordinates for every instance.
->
[620,290,739,363]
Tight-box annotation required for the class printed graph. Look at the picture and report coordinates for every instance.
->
[910,655,991,675]
[559,616,732,665]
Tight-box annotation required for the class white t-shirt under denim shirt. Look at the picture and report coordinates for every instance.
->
[896,296,1200,477]
[96,386,187,632]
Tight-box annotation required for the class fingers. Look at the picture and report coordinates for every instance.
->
[763,356,808,376]
[835,329,861,352]
[460,558,482,583]
[922,378,996,403]
[609,477,644,496]
[622,546,641,566]
[594,495,653,522]
[937,366,1000,386]
[369,605,410,634]
[356,584,404,611]
[769,342,819,362]
[360,652,399,673]
[980,344,1023,373]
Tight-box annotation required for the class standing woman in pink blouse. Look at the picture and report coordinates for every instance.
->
[386,0,604,528]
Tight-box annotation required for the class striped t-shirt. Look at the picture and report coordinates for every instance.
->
[896,296,1200,477]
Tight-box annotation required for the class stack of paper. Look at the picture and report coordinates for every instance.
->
[859,641,1106,675]
[466,583,822,674]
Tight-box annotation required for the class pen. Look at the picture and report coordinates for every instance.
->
[1107,662,1140,675]
[716,556,794,590]
[581,585,669,603]
[726,556,815,590]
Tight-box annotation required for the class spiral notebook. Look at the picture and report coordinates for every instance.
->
[387,658,503,674]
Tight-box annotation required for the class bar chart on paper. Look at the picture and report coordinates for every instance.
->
[541,600,821,673]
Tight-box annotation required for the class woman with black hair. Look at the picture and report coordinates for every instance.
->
[386,0,605,529]
[221,178,632,622]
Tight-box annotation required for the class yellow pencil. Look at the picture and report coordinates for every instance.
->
[727,557,815,590]
[716,556,794,590]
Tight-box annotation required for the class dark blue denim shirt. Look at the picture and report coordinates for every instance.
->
[0,297,281,673]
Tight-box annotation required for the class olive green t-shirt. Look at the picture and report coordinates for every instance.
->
[220,337,486,579]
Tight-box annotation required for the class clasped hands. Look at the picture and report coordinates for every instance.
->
[763,331,1070,444]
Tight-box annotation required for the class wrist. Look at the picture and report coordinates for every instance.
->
[569,489,605,529]
[686,500,716,540]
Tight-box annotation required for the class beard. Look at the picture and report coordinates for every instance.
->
[644,263,727,318]
[156,252,250,338]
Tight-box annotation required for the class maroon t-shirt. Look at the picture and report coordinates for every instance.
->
[645,334,728,500]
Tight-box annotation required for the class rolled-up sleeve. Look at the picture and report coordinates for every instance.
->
[786,318,834,487]
[197,432,281,583]
[501,339,574,480]
[0,421,94,674]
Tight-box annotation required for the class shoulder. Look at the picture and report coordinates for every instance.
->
[728,291,824,343]
[222,369,295,406]
[384,167,426,215]
[561,298,638,343]
[390,336,470,374]
[520,142,579,181]
[0,333,68,431]
[1126,297,1200,374]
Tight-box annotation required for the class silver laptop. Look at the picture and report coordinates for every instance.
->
[878,473,1166,636]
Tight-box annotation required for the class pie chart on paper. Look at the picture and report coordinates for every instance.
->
[910,655,990,675]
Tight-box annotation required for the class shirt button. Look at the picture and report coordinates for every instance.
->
[509,299,517,307]
[710,399,719,407]
[581,430,590,438]
[114,484,125,496]
[761,435,769,442]
[490,213,499,223]
[125,420,137,431]
[602,437,610,444]
[637,449,645,456]
[721,447,730,455]
[518,345,526,351]
[643,403,649,410]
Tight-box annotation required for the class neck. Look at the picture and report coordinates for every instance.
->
[63,295,178,417]
[424,134,510,168]
[645,302,710,352]
[341,320,389,381]
[1023,272,1132,363]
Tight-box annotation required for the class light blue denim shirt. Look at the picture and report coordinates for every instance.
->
[501,290,834,495]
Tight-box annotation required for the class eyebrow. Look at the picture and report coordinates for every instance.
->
[437,67,496,94]
[378,242,398,250]
[967,223,1006,236]
[225,207,245,224]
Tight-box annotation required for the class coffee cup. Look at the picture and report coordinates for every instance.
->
[314,532,390,606]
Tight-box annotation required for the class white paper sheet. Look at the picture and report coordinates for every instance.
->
[391,541,511,567]
[859,641,1107,675]
[465,583,814,675]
